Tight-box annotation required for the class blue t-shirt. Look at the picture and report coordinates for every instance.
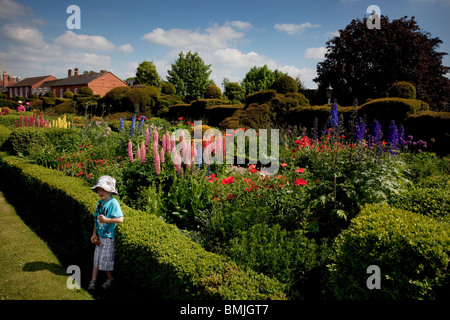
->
[94,197,123,239]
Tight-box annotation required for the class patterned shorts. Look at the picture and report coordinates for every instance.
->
[93,238,115,271]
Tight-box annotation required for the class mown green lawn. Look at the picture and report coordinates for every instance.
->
[0,191,92,300]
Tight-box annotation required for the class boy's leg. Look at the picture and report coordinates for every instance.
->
[92,267,99,280]
[105,271,114,280]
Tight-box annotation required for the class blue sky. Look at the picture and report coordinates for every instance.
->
[1,0,449,89]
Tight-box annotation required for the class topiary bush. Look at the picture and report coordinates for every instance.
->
[328,203,450,300]
[63,91,74,99]
[271,75,298,94]
[8,127,49,155]
[228,223,329,299]
[78,87,94,95]
[204,85,222,99]
[389,81,416,99]
[161,82,176,95]
[0,125,12,149]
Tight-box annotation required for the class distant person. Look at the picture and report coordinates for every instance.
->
[16,101,25,112]
[88,175,124,291]
[25,102,33,112]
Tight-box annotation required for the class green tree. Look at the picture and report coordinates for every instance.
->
[223,79,246,103]
[241,65,286,95]
[135,61,161,87]
[166,51,213,103]
[315,16,450,109]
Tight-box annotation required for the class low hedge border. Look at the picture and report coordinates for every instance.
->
[0,153,287,300]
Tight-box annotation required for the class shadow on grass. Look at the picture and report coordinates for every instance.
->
[23,261,67,276]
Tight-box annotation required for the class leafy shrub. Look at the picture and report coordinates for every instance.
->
[161,82,176,95]
[78,87,94,95]
[204,85,222,99]
[220,103,273,130]
[121,87,154,115]
[389,186,450,220]
[45,90,56,98]
[329,203,450,300]
[271,75,298,94]
[285,92,310,106]
[389,81,416,99]
[0,125,12,149]
[358,97,429,128]
[63,91,74,99]
[229,223,329,299]
[224,82,245,103]
[204,104,244,127]
[8,127,48,155]
[0,100,16,109]
[245,89,277,105]
[404,111,450,156]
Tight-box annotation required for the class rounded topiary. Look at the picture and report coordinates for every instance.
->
[271,75,298,94]
[204,85,222,99]
[45,90,56,98]
[389,81,416,99]
[63,91,74,99]
[78,87,94,95]
[162,82,176,95]
[329,203,450,300]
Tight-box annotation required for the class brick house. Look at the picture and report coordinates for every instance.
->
[5,75,57,99]
[42,68,127,98]
[0,61,20,96]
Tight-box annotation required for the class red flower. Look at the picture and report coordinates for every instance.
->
[295,168,304,173]
[281,163,287,168]
[248,164,257,173]
[207,174,217,182]
[221,176,236,185]
[294,178,307,186]
[179,117,183,120]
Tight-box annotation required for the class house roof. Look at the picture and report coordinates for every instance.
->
[7,75,56,88]
[42,72,107,87]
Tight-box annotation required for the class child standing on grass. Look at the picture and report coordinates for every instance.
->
[88,175,123,291]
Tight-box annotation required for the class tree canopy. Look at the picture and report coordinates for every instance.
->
[166,51,213,103]
[241,65,286,96]
[135,61,160,87]
[314,16,450,110]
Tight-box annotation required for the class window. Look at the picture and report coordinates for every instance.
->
[74,88,78,94]
[60,89,63,98]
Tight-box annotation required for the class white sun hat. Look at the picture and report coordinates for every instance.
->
[91,175,118,195]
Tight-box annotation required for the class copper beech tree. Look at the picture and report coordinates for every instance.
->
[314,16,450,110]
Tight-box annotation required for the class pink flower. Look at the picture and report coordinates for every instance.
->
[128,140,134,163]
[153,151,161,175]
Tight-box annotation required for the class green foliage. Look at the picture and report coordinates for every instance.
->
[204,84,222,99]
[241,65,286,95]
[45,90,56,98]
[0,99,17,109]
[121,87,155,116]
[229,224,329,299]
[78,87,94,95]
[63,91,74,99]
[220,103,273,130]
[271,75,298,94]
[100,86,130,112]
[161,82,176,95]
[224,81,246,103]
[9,127,48,155]
[245,89,277,105]
[135,61,160,87]
[389,81,417,99]
[167,51,213,103]
[329,203,450,300]
[0,125,12,149]
[358,97,429,128]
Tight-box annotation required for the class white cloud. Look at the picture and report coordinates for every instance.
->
[225,20,253,30]
[141,23,245,51]
[54,31,116,51]
[274,22,321,35]
[118,43,134,53]
[305,47,327,60]
[0,0,33,19]
[1,24,44,47]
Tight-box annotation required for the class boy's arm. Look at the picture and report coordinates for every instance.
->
[97,215,123,224]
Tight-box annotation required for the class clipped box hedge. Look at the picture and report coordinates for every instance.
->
[0,153,287,300]
[328,203,450,300]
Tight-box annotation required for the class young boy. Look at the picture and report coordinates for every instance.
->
[88,175,123,291]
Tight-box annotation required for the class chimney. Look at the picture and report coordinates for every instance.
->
[74,68,79,76]
[100,70,107,73]
[2,72,7,86]
[68,69,72,77]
